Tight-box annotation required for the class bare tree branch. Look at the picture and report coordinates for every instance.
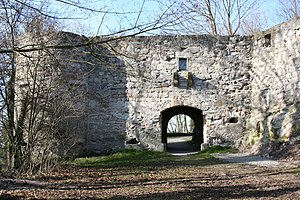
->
[277,0,300,22]
[159,0,260,35]
[0,0,173,174]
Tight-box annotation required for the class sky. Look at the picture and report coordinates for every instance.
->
[50,0,283,36]
[52,0,162,36]
[260,0,282,27]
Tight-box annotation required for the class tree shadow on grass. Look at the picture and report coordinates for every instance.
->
[1,152,299,200]
[0,151,227,189]
[70,150,227,169]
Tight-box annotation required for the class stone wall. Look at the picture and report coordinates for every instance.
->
[59,34,129,154]
[51,34,253,153]
[16,33,129,155]
[112,35,253,151]
[17,18,300,155]
[247,18,300,151]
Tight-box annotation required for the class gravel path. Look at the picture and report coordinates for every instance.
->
[167,136,198,155]
[167,136,297,168]
[214,153,283,167]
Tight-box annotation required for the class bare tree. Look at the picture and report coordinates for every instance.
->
[167,115,194,134]
[0,0,27,172]
[0,1,69,173]
[277,0,300,22]
[241,10,269,35]
[0,0,170,174]
[159,0,260,35]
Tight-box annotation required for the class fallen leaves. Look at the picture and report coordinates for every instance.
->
[1,155,300,199]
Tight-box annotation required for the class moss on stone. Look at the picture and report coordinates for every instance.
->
[244,129,262,147]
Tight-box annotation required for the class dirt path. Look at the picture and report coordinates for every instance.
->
[167,136,198,155]
[1,152,299,199]
[214,153,281,167]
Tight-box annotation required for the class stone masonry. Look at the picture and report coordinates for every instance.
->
[117,35,252,151]
[247,18,300,150]
[17,18,300,155]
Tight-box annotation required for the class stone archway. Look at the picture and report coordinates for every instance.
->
[161,106,204,151]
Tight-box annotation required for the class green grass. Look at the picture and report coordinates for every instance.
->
[70,146,237,168]
[71,149,174,168]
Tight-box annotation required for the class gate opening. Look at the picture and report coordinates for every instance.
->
[161,106,203,154]
[167,114,194,136]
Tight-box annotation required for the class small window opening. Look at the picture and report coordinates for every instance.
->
[228,117,238,123]
[180,47,187,51]
[264,34,271,47]
[126,138,139,144]
[179,58,187,71]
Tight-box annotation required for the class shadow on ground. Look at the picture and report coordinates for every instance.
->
[167,136,199,155]
[1,150,299,200]
[106,184,300,200]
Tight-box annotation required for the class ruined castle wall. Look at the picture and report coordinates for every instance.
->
[16,32,129,155]
[113,35,253,150]
[16,18,300,155]
[56,33,129,154]
[248,18,300,147]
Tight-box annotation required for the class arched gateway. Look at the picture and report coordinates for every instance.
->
[16,19,300,156]
[161,106,204,151]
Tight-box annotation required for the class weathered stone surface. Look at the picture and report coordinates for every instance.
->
[17,19,300,155]
[113,35,253,151]
[246,18,300,151]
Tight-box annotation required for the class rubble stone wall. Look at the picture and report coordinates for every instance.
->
[113,35,253,151]
[17,18,300,155]
[247,18,300,149]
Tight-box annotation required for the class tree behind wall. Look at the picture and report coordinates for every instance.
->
[159,0,260,35]
[277,0,300,22]
[167,114,194,134]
